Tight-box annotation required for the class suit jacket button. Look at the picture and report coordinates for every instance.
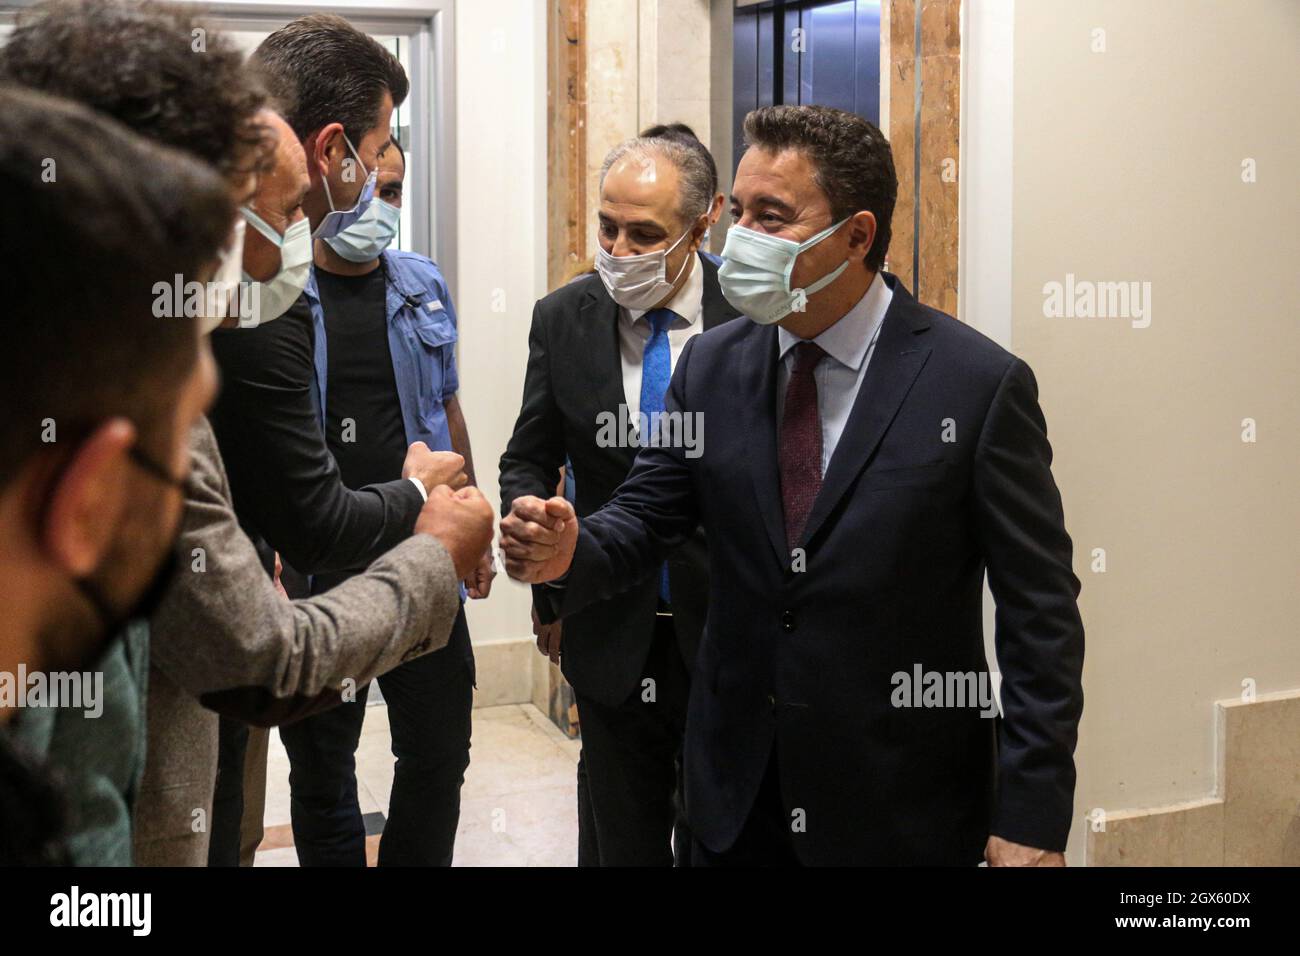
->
[781,610,796,633]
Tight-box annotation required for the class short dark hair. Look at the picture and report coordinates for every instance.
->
[253,14,409,147]
[642,122,699,140]
[386,136,406,171]
[640,122,719,198]
[0,0,272,181]
[742,105,896,271]
[0,84,235,486]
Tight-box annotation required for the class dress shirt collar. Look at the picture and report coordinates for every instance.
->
[777,269,893,370]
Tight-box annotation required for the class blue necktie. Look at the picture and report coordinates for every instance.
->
[640,308,675,604]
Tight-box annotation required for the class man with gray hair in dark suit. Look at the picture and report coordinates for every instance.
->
[501,130,741,865]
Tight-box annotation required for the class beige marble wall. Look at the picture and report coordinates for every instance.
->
[916,0,960,316]
[575,0,715,266]
[555,0,714,283]
[886,0,959,316]
[1219,691,1300,865]
[1088,691,1300,866]
[471,638,537,708]
[547,0,587,289]
[583,0,640,263]
[887,0,916,289]
[638,0,713,140]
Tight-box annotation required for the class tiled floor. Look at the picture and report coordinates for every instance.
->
[255,702,582,867]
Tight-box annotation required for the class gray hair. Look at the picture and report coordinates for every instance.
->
[599,136,713,226]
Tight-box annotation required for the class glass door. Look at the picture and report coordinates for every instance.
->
[0,0,456,281]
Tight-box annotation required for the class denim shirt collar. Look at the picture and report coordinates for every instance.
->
[305,252,423,439]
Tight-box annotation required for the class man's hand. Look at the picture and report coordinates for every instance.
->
[531,606,562,664]
[272,552,289,601]
[984,835,1066,867]
[465,547,496,599]
[402,441,468,494]
[415,485,494,580]
[499,495,578,583]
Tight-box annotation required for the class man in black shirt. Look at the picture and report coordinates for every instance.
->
[204,15,469,863]
[318,265,408,488]
[282,140,484,866]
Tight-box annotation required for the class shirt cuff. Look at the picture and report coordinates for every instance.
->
[408,476,428,501]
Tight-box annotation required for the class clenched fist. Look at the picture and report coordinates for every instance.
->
[499,495,578,583]
[402,441,468,494]
[416,485,494,580]
[465,547,496,600]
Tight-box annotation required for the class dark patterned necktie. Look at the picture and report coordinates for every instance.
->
[779,341,826,549]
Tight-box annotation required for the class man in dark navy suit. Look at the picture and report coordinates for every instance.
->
[502,105,1085,866]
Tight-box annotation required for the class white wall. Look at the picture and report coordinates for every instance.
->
[964,0,1300,862]
[452,0,549,648]
[958,0,1013,347]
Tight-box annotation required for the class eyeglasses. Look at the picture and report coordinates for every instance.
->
[127,445,186,490]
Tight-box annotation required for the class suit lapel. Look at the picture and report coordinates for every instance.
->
[699,254,741,330]
[798,276,933,548]
[578,280,638,469]
[741,323,789,567]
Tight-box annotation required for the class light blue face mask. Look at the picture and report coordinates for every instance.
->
[324,197,401,263]
[240,208,313,326]
[313,132,378,240]
[718,218,850,325]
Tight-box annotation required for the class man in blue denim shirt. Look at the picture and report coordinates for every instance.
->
[283,139,493,866]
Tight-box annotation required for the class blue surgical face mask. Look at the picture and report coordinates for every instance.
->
[324,197,401,263]
[718,218,850,325]
[313,132,377,240]
[240,208,313,326]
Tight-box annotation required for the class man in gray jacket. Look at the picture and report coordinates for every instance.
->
[134,419,486,865]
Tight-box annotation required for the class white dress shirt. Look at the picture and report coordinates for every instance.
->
[776,271,894,476]
[546,255,706,592]
[617,252,706,417]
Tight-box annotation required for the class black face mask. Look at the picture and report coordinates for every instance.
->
[74,548,180,639]
[71,445,186,639]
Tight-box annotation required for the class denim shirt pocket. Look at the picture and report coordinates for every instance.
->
[408,303,457,420]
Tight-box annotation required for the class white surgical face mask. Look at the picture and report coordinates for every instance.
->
[200,217,246,334]
[313,133,377,240]
[239,208,313,327]
[718,218,850,325]
[324,197,401,262]
[595,225,695,311]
